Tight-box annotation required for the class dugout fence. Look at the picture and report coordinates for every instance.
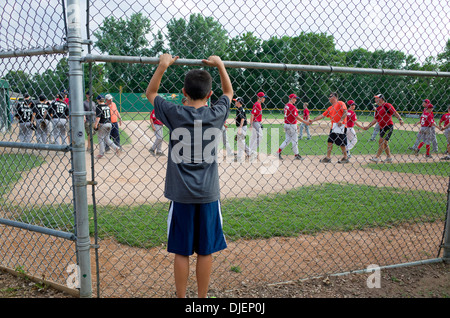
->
[0,0,449,298]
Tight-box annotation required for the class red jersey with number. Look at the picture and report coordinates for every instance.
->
[375,103,396,128]
[150,109,163,125]
[251,102,262,122]
[420,111,434,127]
[346,109,357,128]
[284,103,299,124]
[440,113,450,127]
[302,108,310,120]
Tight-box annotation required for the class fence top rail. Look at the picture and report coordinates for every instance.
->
[0,45,68,59]
[82,54,450,78]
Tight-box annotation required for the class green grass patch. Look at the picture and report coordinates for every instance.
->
[21,183,443,248]
[222,183,445,240]
[0,153,45,197]
[87,128,132,146]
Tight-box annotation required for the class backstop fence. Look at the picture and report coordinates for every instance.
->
[0,0,449,298]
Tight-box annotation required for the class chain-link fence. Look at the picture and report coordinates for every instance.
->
[1,0,449,298]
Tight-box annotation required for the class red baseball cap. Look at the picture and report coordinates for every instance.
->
[289,94,298,99]
[423,99,431,104]
[347,100,355,105]
[257,92,267,98]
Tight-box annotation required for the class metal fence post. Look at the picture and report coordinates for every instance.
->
[67,0,92,298]
[443,178,450,263]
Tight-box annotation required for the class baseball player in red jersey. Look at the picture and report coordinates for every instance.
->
[345,100,364,158]
[413,102,437,158]
[363,94,404,163]
[149,109,165,156]
[277,94,310,160]
[298,102,311,140]
[249,92,266,160]
[439,105,450,160]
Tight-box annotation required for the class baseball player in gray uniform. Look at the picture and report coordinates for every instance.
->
[32,95,51,144]
[94,95,121,159]
[234,97,250,162]
[49,94,69,145]
[15,94,34,143]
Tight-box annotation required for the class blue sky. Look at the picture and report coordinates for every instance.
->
[1,0,449,73]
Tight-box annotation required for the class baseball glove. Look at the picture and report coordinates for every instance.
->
[40,120,47,130]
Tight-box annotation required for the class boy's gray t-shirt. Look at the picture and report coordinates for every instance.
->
[153,95,230,204]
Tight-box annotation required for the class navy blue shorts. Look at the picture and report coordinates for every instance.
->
[167,200,227,256]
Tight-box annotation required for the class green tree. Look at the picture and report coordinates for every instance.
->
[165,14,229,99]
[3,70,34,96]
[94,12,157,93]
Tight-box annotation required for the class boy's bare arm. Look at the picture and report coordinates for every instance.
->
[146,54,179,105]
[202,56,233,102]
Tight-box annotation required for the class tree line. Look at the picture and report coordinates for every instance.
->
[3,13,449,112]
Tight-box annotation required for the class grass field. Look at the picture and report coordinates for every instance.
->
[88,182,446,247]
[9,181,442,249]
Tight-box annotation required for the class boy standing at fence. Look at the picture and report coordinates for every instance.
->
[146,54,233,298]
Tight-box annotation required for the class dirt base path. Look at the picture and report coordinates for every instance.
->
[3,120,448,207]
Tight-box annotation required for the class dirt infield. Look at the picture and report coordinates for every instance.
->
[4,119,448,207]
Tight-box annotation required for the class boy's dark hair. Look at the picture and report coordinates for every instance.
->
[184,69,212,101]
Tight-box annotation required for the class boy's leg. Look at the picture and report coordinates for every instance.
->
[174,254,189,298]
[196,254,212,298]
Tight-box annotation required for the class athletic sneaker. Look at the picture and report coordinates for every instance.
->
[278,153,283,160]
[382,157,393,163]
[440,155,450,161]
[338,158,349,164]
[414,149,419,156]
[369,157,379,163]
[294,154,304,160]
[425,154,432,159]
[320,157,331,163]
[96,154,104,159]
